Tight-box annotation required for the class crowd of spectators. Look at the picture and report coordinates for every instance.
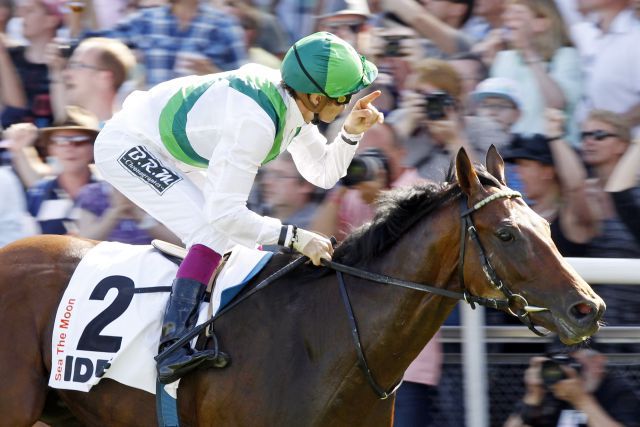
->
[2,0,640,425]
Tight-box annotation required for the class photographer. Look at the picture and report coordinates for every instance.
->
[387,58,509,182]
[505,341,640,427]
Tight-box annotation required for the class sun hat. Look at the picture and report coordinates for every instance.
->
[471,77,522,110]
[39,106,100,147]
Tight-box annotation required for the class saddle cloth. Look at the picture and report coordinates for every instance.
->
[48,241,273,395]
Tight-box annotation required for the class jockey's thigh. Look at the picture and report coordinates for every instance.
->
[93,124,229,253]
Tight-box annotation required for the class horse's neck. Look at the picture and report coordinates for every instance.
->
[345,209,462,389]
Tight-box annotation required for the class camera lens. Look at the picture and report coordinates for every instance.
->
[340,149,389,187]
[540,360,567,387]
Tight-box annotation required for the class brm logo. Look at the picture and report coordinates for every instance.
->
[118,146,183,195]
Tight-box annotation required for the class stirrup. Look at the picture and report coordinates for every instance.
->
[157,347,231,384]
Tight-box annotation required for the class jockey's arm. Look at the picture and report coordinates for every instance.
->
[287,125,361,189]
[203,114,283,249]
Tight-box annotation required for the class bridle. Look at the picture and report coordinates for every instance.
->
[156,190,550,400]
[323,189,550,399]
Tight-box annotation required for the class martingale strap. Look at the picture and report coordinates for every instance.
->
[337,271,402,399]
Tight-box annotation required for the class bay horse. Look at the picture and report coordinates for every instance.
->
[0,147,604,427]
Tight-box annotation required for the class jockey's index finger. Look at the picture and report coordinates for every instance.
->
[358,90,382,108]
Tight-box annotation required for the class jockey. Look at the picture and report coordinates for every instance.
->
[93,32,382,384]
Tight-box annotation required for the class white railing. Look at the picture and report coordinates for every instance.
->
[461,257,640,427]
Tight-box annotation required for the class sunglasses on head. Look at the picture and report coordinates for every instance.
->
[50,134,94,147]
[580,130,618,141]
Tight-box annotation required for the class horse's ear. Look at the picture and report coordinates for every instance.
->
[455,147,483,197]
[486,145,506,185]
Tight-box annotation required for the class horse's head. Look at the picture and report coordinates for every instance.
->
[456,146,604,344]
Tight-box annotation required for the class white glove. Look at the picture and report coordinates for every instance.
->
[291,227,334,266]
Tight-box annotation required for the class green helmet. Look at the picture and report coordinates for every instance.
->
[281,32,378,99]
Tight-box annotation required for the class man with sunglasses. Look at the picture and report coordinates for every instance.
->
[94,31,383,384]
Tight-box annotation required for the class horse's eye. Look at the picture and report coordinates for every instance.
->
[496,229,515,242]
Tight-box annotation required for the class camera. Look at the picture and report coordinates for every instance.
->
[59,44,74,59]
[382,35,408,57]
[425,91,455,120]
[540,354,582,388]
[340,148,390,187]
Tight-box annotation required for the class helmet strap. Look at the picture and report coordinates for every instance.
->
[300,94,329,125]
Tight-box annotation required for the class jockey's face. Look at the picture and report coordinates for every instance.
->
[318,98,348,123]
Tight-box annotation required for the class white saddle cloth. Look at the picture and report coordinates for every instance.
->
[48,241,272,395]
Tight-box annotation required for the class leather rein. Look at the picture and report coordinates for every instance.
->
[156,190,550,400]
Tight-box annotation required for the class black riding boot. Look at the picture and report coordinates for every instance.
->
[157,278,224,384]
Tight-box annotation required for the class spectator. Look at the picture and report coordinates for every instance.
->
[579,110,640,326]
[471,77,521,135]
[487,0,583,145]
[315,0,370,52]
[47,36,137,123]
[570,0,640,137]
[222,0,290,59]
[633,0,640,18]
[74,181,180,244]
[504,338,640,427]
[232,6,281,70]
[269,0,344,43]
[462,0,506,44]
[25,106,98,235]
[381,0,475,58]
[0,0,13,34]
[470,77,525,192]
[70,0,246,87]
[261,151,321,229]
[448,51,489,112]
[501,110,597,257]
[0,145,35,246]
[581,110,639,258]
[604,136,640,243]
[386,58,509,182]
[0,0,62,129]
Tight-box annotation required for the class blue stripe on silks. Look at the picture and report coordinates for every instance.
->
[217,252,274,313]
[156,379,180,427]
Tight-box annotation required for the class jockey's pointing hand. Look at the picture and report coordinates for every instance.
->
[343,90,385,135]
[292,228,334,266]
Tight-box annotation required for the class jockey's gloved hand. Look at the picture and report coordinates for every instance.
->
[292,228,334,266]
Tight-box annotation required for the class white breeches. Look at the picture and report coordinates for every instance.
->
[94,121,230,253]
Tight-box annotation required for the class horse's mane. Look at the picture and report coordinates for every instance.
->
[333,166,501,266]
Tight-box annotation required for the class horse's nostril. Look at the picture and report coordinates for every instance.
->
[570,302,595,321]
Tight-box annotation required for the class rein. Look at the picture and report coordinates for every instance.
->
[156,190,550,400]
